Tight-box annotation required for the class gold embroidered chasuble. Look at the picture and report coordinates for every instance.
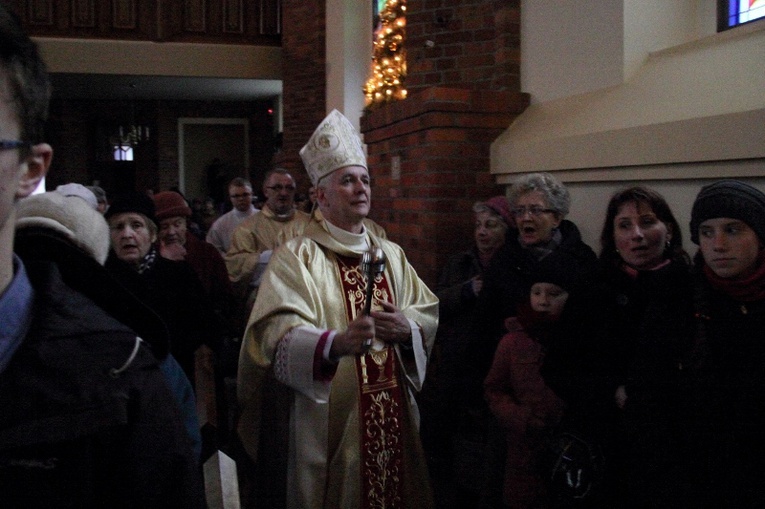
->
[237,215,438,509]
[224,205,310,287]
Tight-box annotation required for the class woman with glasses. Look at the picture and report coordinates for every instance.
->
[466,172,600,507]
[472,173,598,363]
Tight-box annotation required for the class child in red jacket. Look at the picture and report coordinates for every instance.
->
[484,271,572,509]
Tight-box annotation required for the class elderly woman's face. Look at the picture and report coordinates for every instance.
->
[699,217,761,279]
[474,210,506,255]
[108,212,156,267]
[513,191,562,247]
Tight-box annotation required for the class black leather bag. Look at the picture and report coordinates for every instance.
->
[543,431,605,501]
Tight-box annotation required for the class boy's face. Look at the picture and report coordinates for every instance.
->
[530,282,569,318]
[0,71,24,235]
[699,217,762,280]
[0,68,51,239]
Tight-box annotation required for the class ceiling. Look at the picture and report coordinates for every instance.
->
[50,73,283,101]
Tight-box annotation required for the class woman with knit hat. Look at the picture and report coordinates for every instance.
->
[483,260,583,509]
[105,192,215,386]
[684,179,765,508]
[418,195,512,506]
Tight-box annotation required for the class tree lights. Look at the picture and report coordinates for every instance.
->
[364,0,407,110]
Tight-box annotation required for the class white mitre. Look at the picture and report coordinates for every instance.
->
[299,109,367,186]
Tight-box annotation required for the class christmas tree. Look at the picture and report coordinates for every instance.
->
[364,0,407,110]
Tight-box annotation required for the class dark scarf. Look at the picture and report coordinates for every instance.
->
[137,245,158,275]
[522,227,562,261]
[516,302,561,347]
[703,249,765,302]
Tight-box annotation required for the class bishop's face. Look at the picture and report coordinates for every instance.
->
[317,165,371,233]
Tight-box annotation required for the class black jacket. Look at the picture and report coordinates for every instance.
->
[470,220,599,385]
[5,232,204,508]
[683,269,765,508]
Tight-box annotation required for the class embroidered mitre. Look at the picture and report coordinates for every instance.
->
[299,109,367,186]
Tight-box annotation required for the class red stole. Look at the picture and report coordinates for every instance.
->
[336,254,406,509]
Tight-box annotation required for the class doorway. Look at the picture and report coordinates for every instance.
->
[178,118,250,206]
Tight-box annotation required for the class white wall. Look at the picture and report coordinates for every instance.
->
[500,2,765,251]
[326,0,373,129]
[520,1,624,104]
[521,0,718,103]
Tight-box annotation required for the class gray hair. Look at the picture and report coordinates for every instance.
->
[472,201,509,228]
[508,172,570,216]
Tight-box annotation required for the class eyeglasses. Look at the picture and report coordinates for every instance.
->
[511,206,556,217]
[230,193,252,199]
[266,185,296,192]
[0,140,29,151]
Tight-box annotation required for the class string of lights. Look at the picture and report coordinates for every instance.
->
[364,0,407,110]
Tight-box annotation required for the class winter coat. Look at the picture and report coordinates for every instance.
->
[683,269,765,508]
[469,221,599,411]
[105,251,215,381]
[604,259,694,508]
[3,243,203,508]
[484,314,565,508]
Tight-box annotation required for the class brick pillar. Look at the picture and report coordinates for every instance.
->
[279,0,327,191]
[360,87,528,287]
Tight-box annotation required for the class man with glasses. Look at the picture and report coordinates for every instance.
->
[225,168,310,307]
[207,176,259,254]
[0,5,202,505]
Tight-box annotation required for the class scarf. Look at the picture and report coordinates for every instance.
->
[703,249,765,302]
[522,228,562,261]
[516,302,561,347]
[620,258,672,280]
[137,245,158,275]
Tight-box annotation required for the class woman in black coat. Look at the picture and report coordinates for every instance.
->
[598,186,694,508]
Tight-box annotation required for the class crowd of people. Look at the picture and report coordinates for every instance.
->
[3,4,765,508]
[421,174,765,509]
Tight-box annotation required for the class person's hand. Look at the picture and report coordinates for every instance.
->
[330,315,375,358]
[370,301,411,345]
[470,275,483,296]
[615,385,628,409]
[159,241,186,261]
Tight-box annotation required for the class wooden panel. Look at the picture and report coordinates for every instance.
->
[19,0,281,44]
[112,0,137,29]
[27,0,54,25]
[71,0,95,28]
[222,0,243,34]
[184,0,206,32]
[259,0,280,35]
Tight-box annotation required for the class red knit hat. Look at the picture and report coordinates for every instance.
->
[153,191,192,221]
[484,195,512,226]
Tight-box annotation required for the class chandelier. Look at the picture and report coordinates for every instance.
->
[110,123,149,148]
[109,83,149,160]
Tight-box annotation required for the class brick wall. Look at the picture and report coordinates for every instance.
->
[279,0,327,192]
[361,0,526,287]
[361,87,528,286]
[406,0,521,94]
